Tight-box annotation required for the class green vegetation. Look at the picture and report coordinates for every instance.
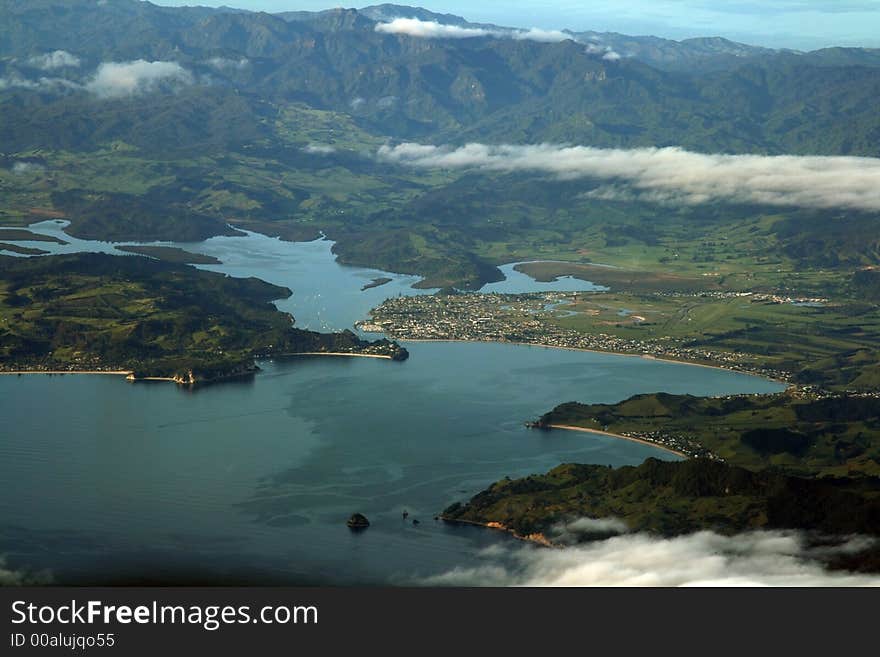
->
[442,458,880,542]
[1,1,880,570]
[7,144,877,291]
[538,392,880,477]
[361,277,392,291]
[0,243,48,255]
[543,291,880,390]
[366,288,880,390]
[2,3,880,289]
[51,189,243,242]
[115,245,221,265]
[0,229,66,244]
[516,262,719,293]
[0,253,406,382]
[442,390,880,553]
[4,3,879,156]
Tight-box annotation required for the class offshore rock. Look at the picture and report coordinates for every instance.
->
[346,513,370,530]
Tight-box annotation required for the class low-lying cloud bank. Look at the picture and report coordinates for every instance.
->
[420,530,880,587]
[553,516,630,542]
[375,18,569,43]
[206,57,249,72]
[27,50,81,70]
[85,60,193,99]
[0,74,80,92]
[12,161,46,175]
[378,143,880,212]
[584,42,622,60]
[0,556,51,586]
[303,143,336,154]
[0,59,194,99]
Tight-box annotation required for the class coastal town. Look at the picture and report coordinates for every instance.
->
[358,291,791,382]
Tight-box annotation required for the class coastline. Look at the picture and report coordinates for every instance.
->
[0,352,393,381]
[397,338,789,386]
[440,516,554,547]
[276,352,392,360]
[545,423,689,458]
[0,370,132,376]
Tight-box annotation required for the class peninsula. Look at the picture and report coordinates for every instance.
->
[441,459,880,564]
[0,243,49,256]
[115,245,222,265]
[530,392,880,477]
[0,253,408,385]
[361,277,392,291]
[442,392,880,569]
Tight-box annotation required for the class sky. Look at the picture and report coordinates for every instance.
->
[154,1,880,50]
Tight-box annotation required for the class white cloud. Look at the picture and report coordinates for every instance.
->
[27,50,81,70]
[303,144,336,154]
[378,142,880,212]
[375,18,570,43]
[377,95,397,109]
[0,556,51,586]
[376,18,493,39]
[0,74,39,90]
[1,60,194,99]
[585,43,625,60]
[510,28,570,43]
[0,74,80,92]
[12,162,46,175]
[85,60,193,99]
[551,516,630,543]
[420,530,880,587]
[206,57,249,71]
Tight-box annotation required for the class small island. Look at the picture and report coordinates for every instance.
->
[346,513,370,529]
[115,245,222,265]
[361,277,393,291]
[0,253,408,385]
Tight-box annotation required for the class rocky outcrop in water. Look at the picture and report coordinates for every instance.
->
[347,513,370,529]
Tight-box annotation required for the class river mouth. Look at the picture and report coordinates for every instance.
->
[0,225,785,584]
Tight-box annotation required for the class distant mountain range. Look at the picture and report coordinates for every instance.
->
[5,1,877,71]
[2,0,879,156]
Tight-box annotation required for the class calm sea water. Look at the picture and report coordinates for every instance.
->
[0,225,784,584]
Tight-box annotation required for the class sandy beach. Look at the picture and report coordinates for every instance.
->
[277,352,392,359]
[546,423,689,458]
[0,352,392,377]
[0,370,132,376]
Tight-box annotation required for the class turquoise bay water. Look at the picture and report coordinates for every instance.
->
[478,261,603,294]
[0,222,430,332]
[0,226,784,584]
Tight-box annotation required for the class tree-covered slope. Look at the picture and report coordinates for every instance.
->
[442,458,880,541]
[0,252,406,380]
[538,393,880,477]
[2,1,879,154]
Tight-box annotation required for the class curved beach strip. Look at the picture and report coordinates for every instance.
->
[546,423,689,458]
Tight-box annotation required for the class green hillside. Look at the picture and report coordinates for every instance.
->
[0,252,406,381]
